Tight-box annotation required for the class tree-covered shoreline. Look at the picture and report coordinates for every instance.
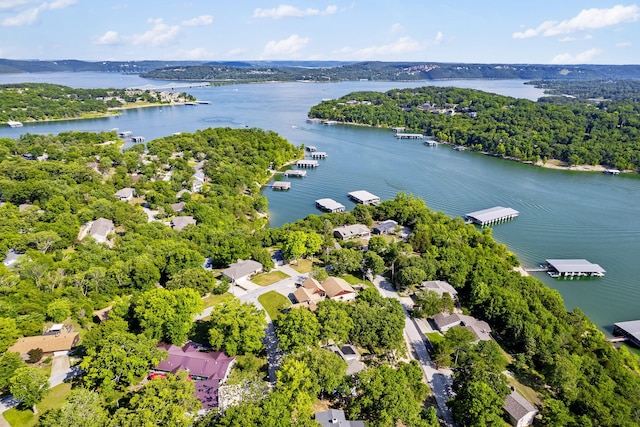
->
[308,85,640,172]
[0,83,196,125]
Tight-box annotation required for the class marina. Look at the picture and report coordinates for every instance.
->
[348,190,381,206]
[544,259,606,278]
[465,206,519,226]
[315,198,346,213]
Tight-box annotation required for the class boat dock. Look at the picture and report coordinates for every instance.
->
[612,320,640,346]
[544,259,605,278]
[283,170,307,178]
[7,120,23,128]
[272,181,291,191]
[305,146,317,152]
[348,190,381,206]
[316,198,345,213]
[604,169,620,175]
[118,130,132,138]
[131,136,145,143]
[296,160,319,168]
[424,140,437,147]
[465,206,519,226]
[391,127,405,133]
[322,120,338,125]
[395,133,424,139]
[310,152,327,159]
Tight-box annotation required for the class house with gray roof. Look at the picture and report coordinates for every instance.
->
[315,409,365,427]
[421,280,458,298]
[88,218,114,244]
[432,313,492,342]
[333,224,370,240]
[504,390,537,427]
[326,344,365,375]
[114,187,135,201]
[171,216,197,231]
[371,219,398,235]
[220,259,263,282]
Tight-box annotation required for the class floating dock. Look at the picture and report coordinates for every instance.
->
[297,160,319,168]
[310,152,327,159]
[544,259,605,278]
[454,145,466,151]
[131,136,145,143]
[118,130,132,138]
[613,320,640,347]
[424,140,438,147]
[604,169,620,175]
[395,133,424,139]
[348,190,381,206]
[305,146,317,152]
[7,120,23,128]
[322,120,338,125]
[465,206,519,226]
[316,198,345,213]
[272,181,291,191]
[391,127,405,133]
[283,170,307,178]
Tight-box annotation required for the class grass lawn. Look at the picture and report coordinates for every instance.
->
[342,273,373,288]
[201,292,233,309]
[289,258,313,273]
[426,331,444,345]
[4,382,72,427]
[506,374,542,406]
[252,270,290,286]
[258,291,291,320]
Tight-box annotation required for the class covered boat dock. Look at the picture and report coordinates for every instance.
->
[296,160,319,168]
[316,198,345,213]
[272,181,291,191]
[395,133,424,139]
[544,259,605,278]
[613,320,640,347]
[283,170,307,178]
[348,190,381,206]
[465,206,519,226]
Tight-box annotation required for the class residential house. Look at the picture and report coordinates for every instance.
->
[333,224,370,240]
[8,332,80,357]
[220,259,263,282]
[88,218,114,244]
[371,219,398,235]
[504,390,538,427]
[114,187,135,201]
[154,342,235,410]
[326,344,365,375]
[432,313,492,342]
[192,171,206,192]
[421,280,458,299]
[171,216,197,231]
[293,278,326,310]
[315,409,365,427]
[2,249,23,267]
[321,277,357,302]
[171,202,186,213]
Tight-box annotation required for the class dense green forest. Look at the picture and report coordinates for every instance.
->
[531,79,640,103]
[0,83,195,124]
[141,62,640,83]
[0,128,639,426]
[308,86,640,171]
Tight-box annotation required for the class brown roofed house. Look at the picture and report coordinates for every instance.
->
[321,277,357,302]
[8,332,80,356]
[293,277,326,310]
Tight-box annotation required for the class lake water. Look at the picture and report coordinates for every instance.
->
[1,72,638,334]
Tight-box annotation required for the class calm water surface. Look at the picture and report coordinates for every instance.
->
[1,72,638,333]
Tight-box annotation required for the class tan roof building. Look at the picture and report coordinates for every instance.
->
[8,332,80,356]
[293,278,326,306]
[321,277,357,302]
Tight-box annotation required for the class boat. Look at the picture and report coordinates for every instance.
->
[7,120,23,128]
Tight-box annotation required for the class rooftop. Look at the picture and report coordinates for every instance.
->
[504,390,537,421]
[465,206,519,225]
[545,259,605,274]
[220,259,263,280]
[316,198,345,212]
[8,332,80,355]
[348,190,380,204]
[171,216,197,231]
[156,342,235,381]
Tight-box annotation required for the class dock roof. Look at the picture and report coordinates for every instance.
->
[613,320,640,345]
[348,190,380,204]
[545,259,605,274]
[316,198,345,211]
[466,206,518,224]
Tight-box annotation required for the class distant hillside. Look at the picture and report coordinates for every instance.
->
[0,59,207,74]
[141,61,640,83]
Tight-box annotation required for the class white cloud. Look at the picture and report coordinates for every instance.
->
[226,47,247,56]
[1,0,75,26]
[253,4,337,19]
[390,23,403,34]
[132,18,180,46]
[584,34,593,40]
[559,36,576,42]
[261,34,309,57]
[95,30,124,45]
[551,48,602,64]
[336,37,424,60]
[617,41,632,47]
[514,5,640,38]
[434,31,444,45]
[181,47,214,59]
[182,14,213,26]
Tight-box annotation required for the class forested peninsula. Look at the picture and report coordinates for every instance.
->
[0,127,639,426]
[308,85,640,171]
[0,83,195,124]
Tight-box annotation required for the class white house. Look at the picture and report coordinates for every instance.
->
[114,187,135,201]
[88,218,114,244]
[504,390,538,427]
[220,259,263,282]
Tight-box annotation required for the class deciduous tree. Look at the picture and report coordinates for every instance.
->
[9,367,49,414]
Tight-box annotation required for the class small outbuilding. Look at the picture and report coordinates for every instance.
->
[504,390,538,427]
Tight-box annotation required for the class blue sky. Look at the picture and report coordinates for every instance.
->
[0,1,638,64]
